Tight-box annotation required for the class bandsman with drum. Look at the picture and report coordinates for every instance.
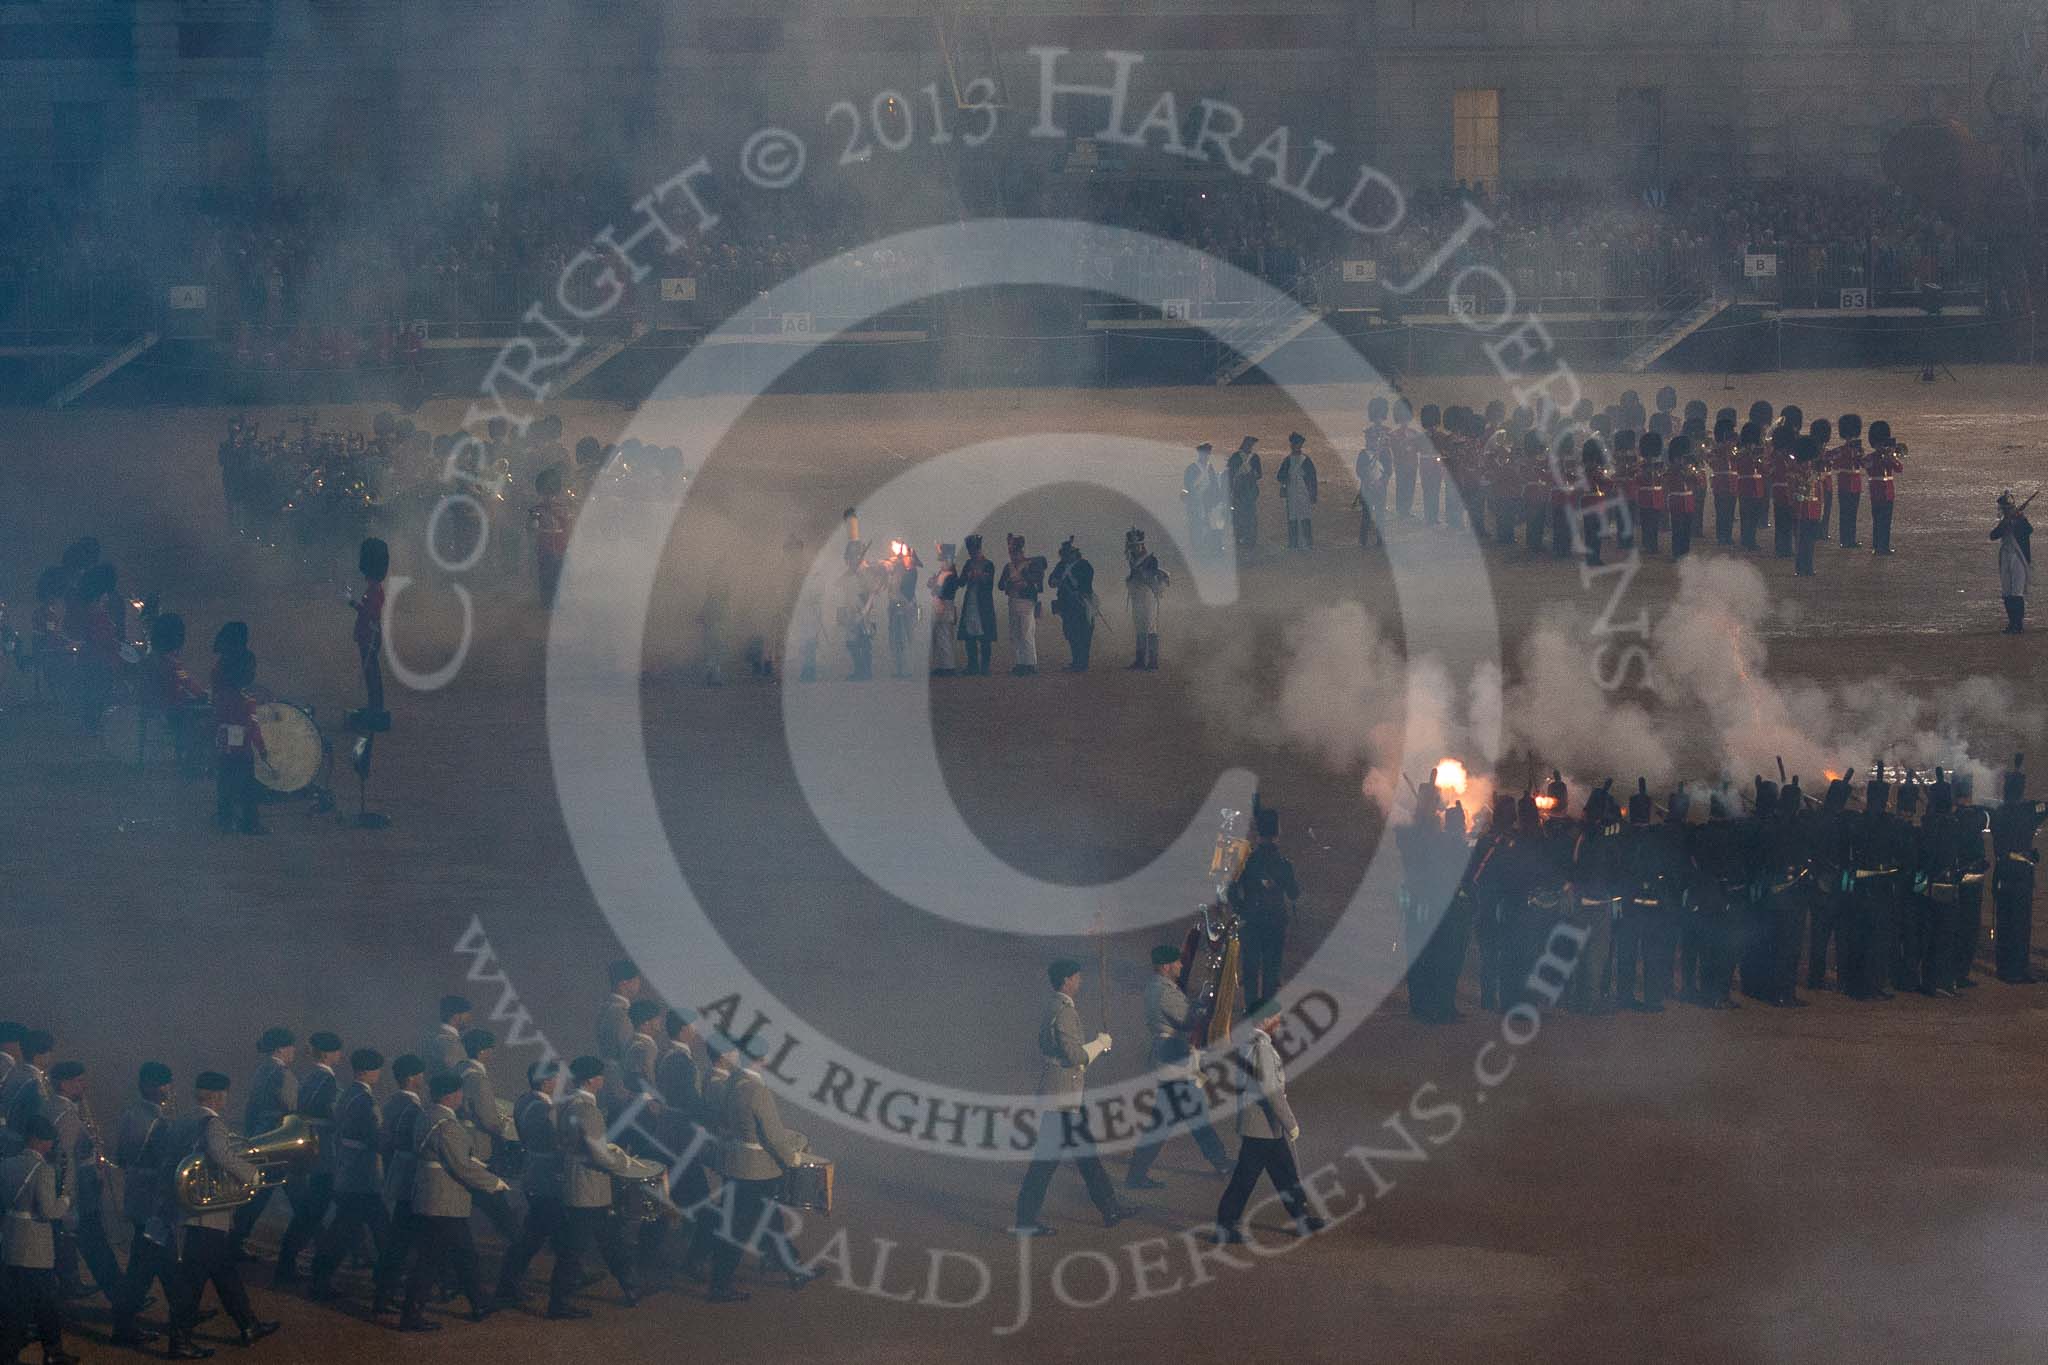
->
[707,1036,820,1303]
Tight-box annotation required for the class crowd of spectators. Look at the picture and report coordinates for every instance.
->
[0,155,2006,351]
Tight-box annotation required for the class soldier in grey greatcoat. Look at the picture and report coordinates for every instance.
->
[110,1061,176,1349]
[273,1030,343,1284]
[452,1030,519,1241]
[370,1055,428,1317]
[1212,1001,1324,1244]
[706,1035,817,1303]
[1121,945,1232,1190]
[493,1062,564,1304]
[307,1049,388,1301]
[1012,958,1128,1237]
[165,1072,278,1354]
[420,997,472,1078]
[397,1074,511,1331]
[547,1057,659,1319]
[2,1116,70,1365]
[227,1026,296,1259]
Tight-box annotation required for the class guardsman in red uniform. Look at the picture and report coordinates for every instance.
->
[531,467,573,606]
[1610,430,1640,552]
[1637,431,1667,556]
[1768,424,1797,558]
[213,648,269,834]
[1668,433,1702,559]
[1550,433,1577,559]
[1519,432,1549,552]
[1709,416,1739,545]
[1867,419,1903,555]
[1792,435,1825,577]
[1830,413,1865,548]
[1579,440,1612,568]
[1736,421,1767,550]
[1808,418,1834,541]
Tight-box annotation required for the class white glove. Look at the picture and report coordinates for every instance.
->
[1083,1033,1113,1063]
[1287,1126,1300,1143]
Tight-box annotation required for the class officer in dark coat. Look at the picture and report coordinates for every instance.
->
[1685,788,1745,1008]
[1230,806,1299,1005]
[1048,537,1096,673]
[1806,773,1857,992]
[1847,773,1902,1000]
[1951,772,1990,987]
[1991,755,2046,983]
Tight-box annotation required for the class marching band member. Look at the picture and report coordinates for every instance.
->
[1048,536,1096,672]
[1831,414,1865,549]
[306,1049,387,1302]
[1735,421,1767,551]
[1867,420,1903,555]
[1211,1001,1324,1244]
[370,1056,427,1317]
[954,534,998,677]
[1012,959,1127,1238]
[48,1061,125,1311]
[227,1028,295,1259]
[1809,418,1835,542]
[997,533,1045,676]
[653,1010,718,1281]
[707,1036,819,1303]
[211,649,268,836]
[1792,436,1824,577]
[1121,945,1231,1191]
[110,1062,175,1349]
[928,543,960,677]
[1668,433,1702,559]
[0,1023,20,1096]
[0,1030,53,1142]
[397,1074,511,1332]
[165,1072,279,1357]
[548,1057,653,1318]
[2,1116,72,1365]
[422,996,471,1077]
[1769,419,1798,558]
[493,1062,563,1307]
[1709,415,1739,546]
[272,1031,342,1285]
[1124,528,1168,672]
[453,1030,520,1239]
[1550,433,1577,559]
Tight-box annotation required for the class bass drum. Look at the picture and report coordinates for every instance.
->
[252,702,323,793]
[99,705,177,765]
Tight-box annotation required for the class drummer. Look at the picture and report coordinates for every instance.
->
[212,649,269,835]
[145,613,207,774]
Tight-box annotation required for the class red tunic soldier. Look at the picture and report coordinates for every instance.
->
[1768,424,1797,558]
[1866,420,1903,555]
[1831,413,1866,549]
[1709,417,1738,545]
[1668,433,1701,559]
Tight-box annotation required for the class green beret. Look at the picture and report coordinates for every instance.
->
[1150,945,1182,967]
[1244,998,1283,1024]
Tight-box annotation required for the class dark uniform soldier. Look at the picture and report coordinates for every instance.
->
[1685,789,1745,1008]
[1230,806,1300,1006]
[1763,779,1812,1006]
[110,1062,176,1350]
[1806,773,1857,992]
[1991,755,2046,983]
[1048,537,1097,672]
[273,1031,344,1286]
[1847,773,1903,1000]
[1567,782,1625,1013]
[370,1056,427,1317]
[1892,778,1927,989]
[1468,795,1523,1013]
[307,1049,389,1301]
[1276,433,1319,549]
[1914,771,1964,996]
[1616,780,1687,1011]
[227,1027,297,1261]
[1951,772,1991,987]
[493,1063,563,1305]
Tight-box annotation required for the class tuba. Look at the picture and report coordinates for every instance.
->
[1178,808,1250,1049]
[174,1115,320,1213]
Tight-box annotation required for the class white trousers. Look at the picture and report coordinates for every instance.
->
[1008,598,1038,667]
[930,607,958,671]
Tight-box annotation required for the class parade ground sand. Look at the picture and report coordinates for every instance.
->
[5,366,2048,1363]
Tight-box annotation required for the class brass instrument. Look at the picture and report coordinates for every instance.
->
[173,1115,320,1213]
[1179,808,1250,1049]
[74,1097,113,1198]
